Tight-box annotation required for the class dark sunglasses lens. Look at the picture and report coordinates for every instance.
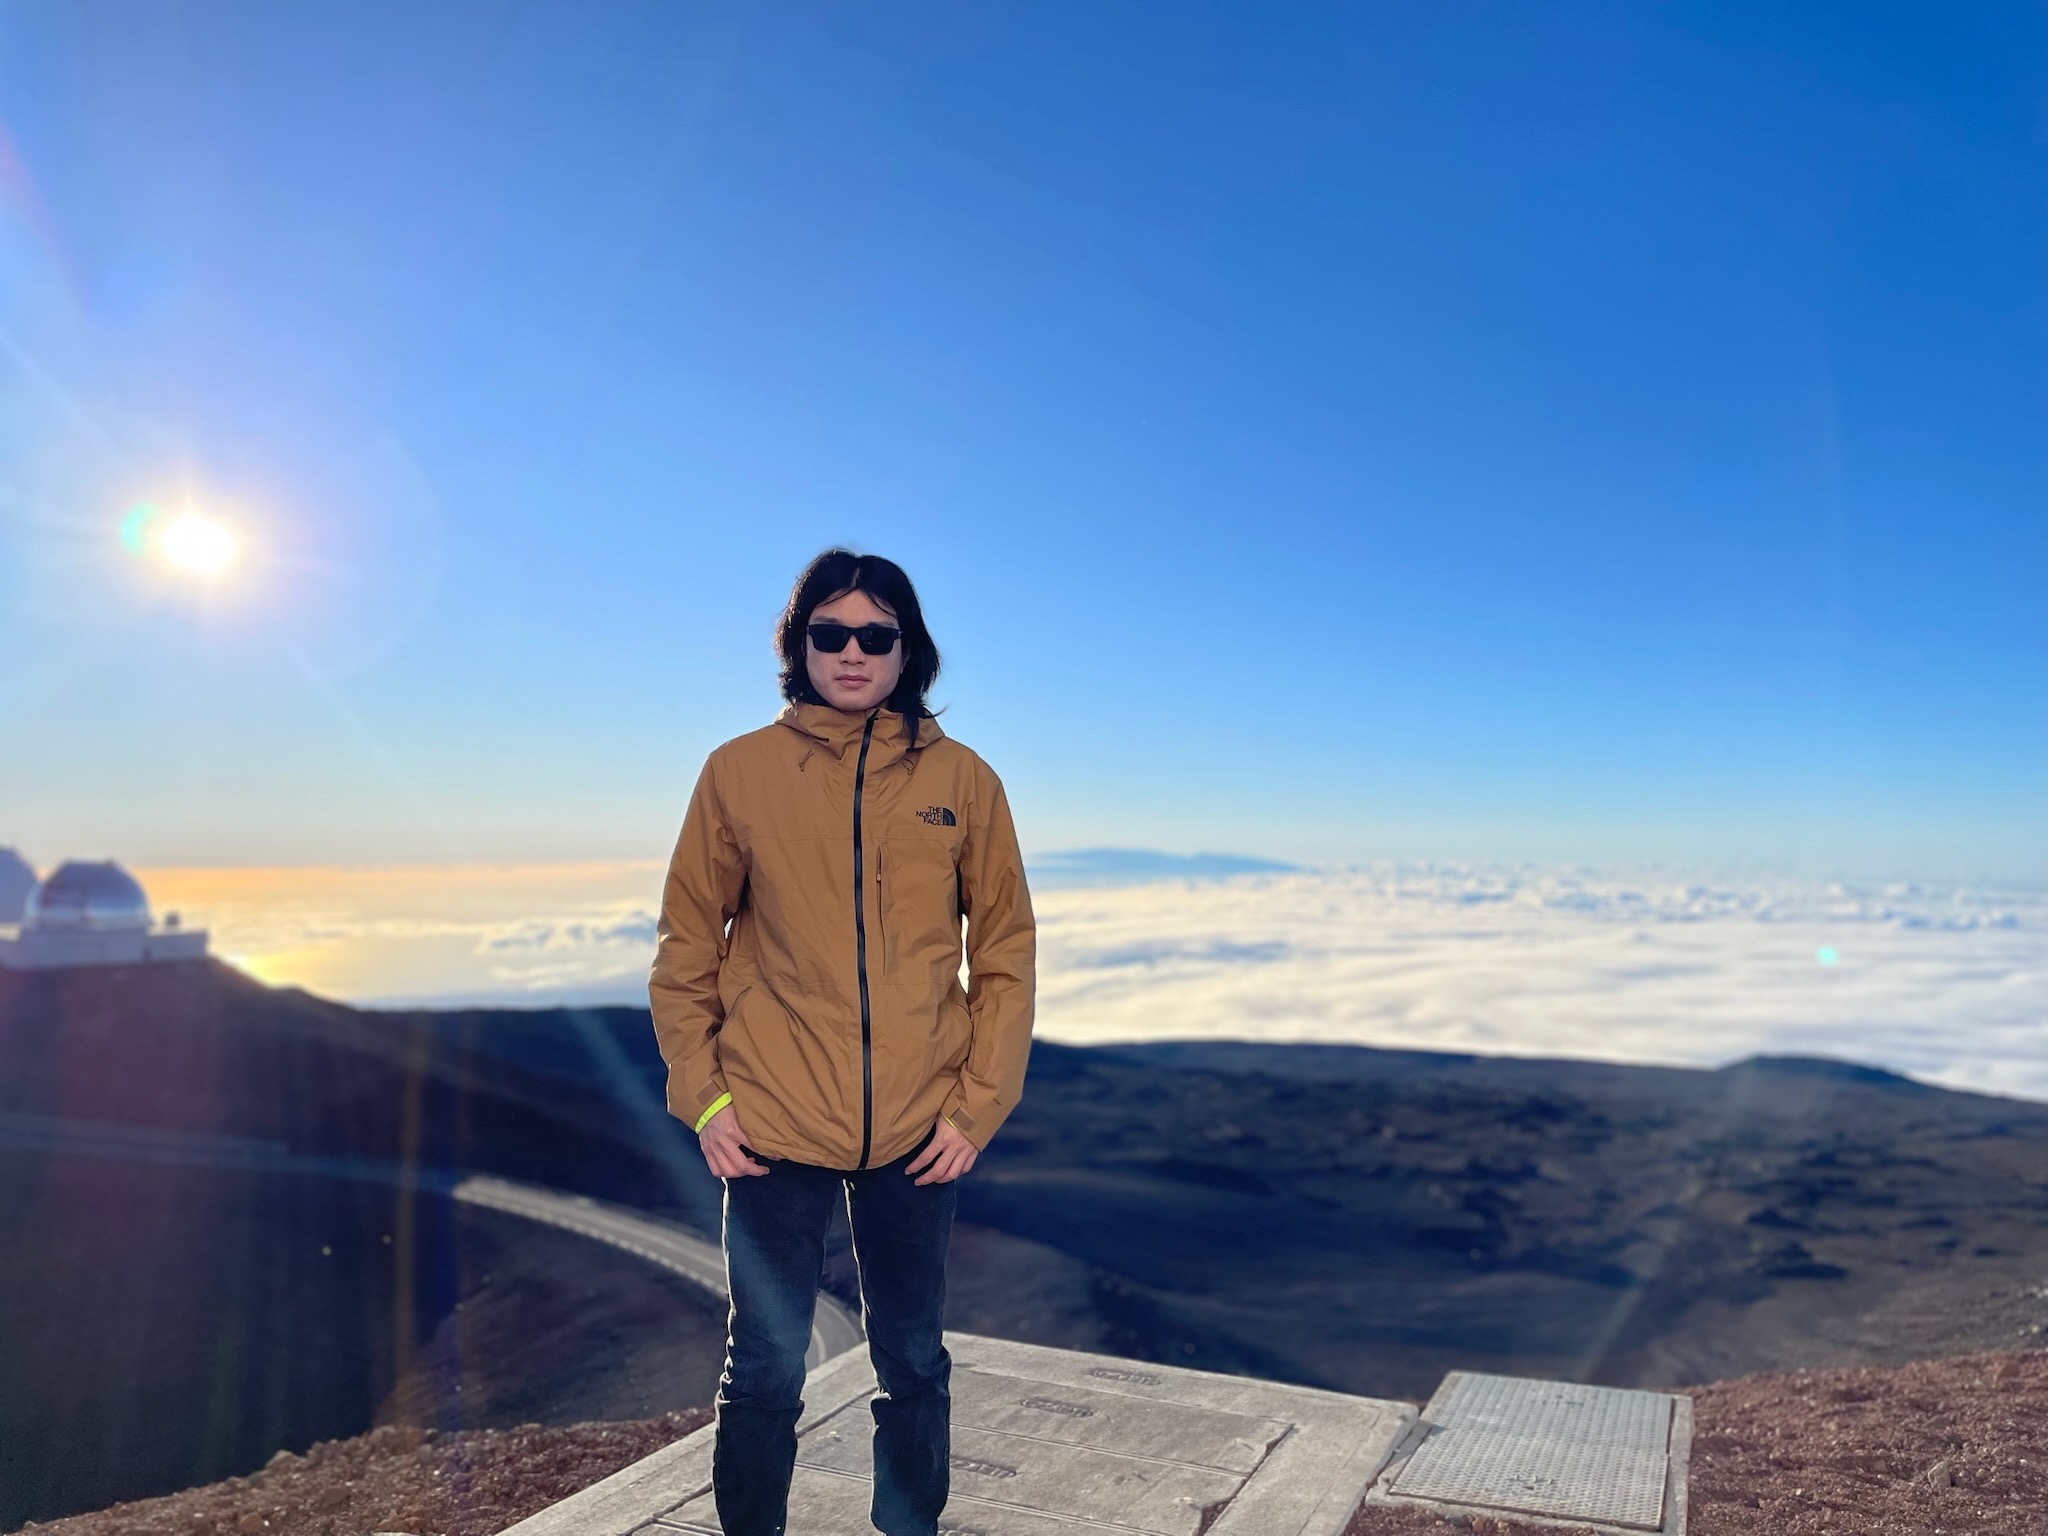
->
[808,622,899,655]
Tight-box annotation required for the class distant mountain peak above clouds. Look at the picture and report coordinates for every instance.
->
[1719,1055,1930,1090]
[1026,848,1298,888]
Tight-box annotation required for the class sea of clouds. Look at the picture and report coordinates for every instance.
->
[151,862,2046,1102]
[1030,867,2045,1100]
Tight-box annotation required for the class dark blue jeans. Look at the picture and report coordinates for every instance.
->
[713,1124,957,1536]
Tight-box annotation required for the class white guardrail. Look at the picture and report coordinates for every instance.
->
[453,1175,867,1369]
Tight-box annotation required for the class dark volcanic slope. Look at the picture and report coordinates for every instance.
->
[0,964,723,1529]
[950,1039,2048,1398]
[0,961,707,1210]
[379,1202,729,1433]
[8,964,2044,1524]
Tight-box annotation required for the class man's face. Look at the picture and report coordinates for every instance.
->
[805,587,904,712]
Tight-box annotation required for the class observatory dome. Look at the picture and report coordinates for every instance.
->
[0,849,34,924]
[25,861,152,932]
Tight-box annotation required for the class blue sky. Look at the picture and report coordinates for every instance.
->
[2,1,2043,878]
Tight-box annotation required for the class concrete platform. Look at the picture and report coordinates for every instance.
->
[498,1332,1414,1536]
[1364,1372,1692,1536]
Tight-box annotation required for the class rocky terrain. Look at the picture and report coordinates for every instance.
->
[7,964,2046,1529]
[22,1349,2046,1536]
[13,1415,715,1536]
[942,1040,2048,1398]
[0,964,726,1529]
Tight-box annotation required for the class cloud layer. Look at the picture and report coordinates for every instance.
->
[140,861,2046,1101]
[1033,867,2047,1100]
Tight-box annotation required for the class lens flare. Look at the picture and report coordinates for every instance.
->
[119,503,160,555]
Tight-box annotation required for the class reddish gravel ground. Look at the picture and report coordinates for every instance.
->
[23,1349,2046,1536]
[1342,1347,2048,1536]
[17,1413,712,1536]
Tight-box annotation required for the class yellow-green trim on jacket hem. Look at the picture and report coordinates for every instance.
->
[692,1092,733,1134]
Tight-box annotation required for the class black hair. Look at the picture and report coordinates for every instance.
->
[777,549,941,740]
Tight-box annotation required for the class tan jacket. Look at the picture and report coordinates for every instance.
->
[649,703,1036,1170]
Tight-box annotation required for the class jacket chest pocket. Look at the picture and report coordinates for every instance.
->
[877,838,960,972]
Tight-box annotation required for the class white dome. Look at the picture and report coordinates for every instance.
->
[25,861,152,932]
[0,849,34,924]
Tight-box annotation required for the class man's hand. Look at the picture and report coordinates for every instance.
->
[907,1118,978,1185]
[697,1103,769,1178]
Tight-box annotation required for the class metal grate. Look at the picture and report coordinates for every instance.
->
[1389,1373,1673,1530]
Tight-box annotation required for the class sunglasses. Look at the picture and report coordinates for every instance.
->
[807,621,902,656]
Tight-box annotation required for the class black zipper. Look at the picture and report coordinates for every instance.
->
[851,711,878,1170]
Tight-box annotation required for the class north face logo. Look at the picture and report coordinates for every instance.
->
[917,806,957,827]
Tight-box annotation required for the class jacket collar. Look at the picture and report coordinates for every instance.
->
[775,701,944,770]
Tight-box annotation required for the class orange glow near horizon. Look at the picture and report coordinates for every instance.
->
[134,860,667,1004]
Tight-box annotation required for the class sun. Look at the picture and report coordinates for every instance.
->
[159,512,239,578]
[120,502,243,583]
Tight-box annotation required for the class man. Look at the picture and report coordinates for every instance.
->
[650,549,1035,1536]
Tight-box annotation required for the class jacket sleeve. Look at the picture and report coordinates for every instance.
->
[940,762,1036,1149]
[649,756,748,1134]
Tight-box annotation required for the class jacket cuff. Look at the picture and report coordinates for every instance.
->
[939,1087,1003,1151]
[670,1065,729,1132]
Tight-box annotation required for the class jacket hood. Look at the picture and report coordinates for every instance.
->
[774,702,945,770]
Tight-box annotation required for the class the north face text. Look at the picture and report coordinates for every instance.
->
[917,806,958,827]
